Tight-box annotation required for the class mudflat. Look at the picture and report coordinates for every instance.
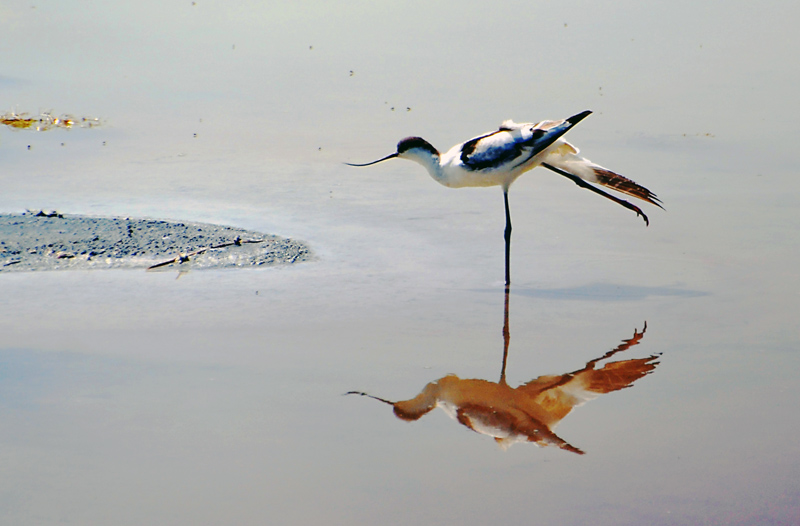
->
[0,212,312,272]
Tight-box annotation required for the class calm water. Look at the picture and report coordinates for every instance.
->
[2,1,799,524]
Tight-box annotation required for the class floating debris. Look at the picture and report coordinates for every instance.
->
[1,110,102,131]
[147,236,268,270]
[30,209,64,218]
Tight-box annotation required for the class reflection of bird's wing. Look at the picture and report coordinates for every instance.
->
[520,356,660,425]
[543,142,663,207]
[459,115,587,172]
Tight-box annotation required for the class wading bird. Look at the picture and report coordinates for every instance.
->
[346,110,662,286]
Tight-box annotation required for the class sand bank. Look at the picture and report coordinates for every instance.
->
[0,212,312,272]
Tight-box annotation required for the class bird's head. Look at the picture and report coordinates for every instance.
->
[345,136,439,167]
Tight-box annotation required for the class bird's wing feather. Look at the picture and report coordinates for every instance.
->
[460,116,586,172]
[544,143,663,207]
[498,120,528,131]
[459,131,524,170]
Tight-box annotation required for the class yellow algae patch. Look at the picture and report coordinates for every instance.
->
[1,111,102,131]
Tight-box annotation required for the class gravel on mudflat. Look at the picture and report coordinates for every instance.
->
[0,212,313,272]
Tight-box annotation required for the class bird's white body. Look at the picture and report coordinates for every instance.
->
[399,118,643,197]
[402,119,576,190]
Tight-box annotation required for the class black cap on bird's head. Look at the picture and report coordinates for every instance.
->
[345,136,439,167]
[396,137,438,156]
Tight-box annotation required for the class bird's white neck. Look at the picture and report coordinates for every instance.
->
[403,148,446,184]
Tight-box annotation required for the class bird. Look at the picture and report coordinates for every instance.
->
[345,110,662,286]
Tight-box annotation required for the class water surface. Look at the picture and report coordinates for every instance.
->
[1,1,798,524]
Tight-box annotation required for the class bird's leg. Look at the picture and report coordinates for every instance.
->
[503,189,512,287]
[542,163,650,226]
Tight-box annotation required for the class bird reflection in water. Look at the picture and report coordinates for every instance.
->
[348,291,660,454]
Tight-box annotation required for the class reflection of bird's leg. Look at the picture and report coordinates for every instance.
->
[583,322,648,369]
[503,189,512,286]
[500,284,511,385]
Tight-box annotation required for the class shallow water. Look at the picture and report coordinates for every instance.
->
[2,1,799,524]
